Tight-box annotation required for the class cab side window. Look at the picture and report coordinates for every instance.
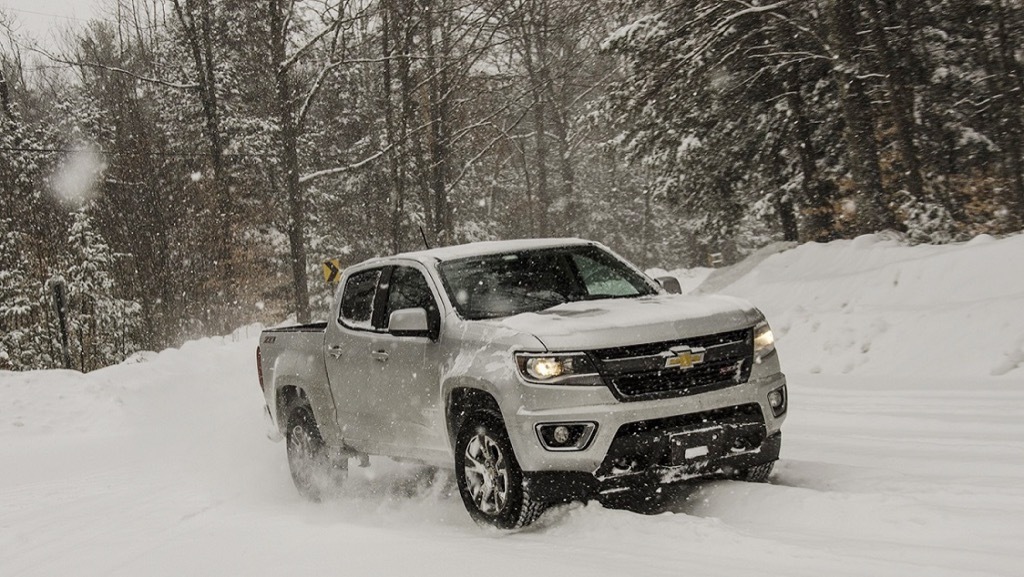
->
[339,268,382,329]
[384,266,440,334]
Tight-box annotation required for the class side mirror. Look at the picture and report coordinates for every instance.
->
[656,276,682,295]
[389,308,431,338]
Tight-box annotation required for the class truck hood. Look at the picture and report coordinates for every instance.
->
[493,294,760,351]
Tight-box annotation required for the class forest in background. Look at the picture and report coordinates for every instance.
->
[2,0,1023,371]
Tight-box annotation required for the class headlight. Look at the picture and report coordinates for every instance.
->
[754,320,776,359]
[515,353,603,385]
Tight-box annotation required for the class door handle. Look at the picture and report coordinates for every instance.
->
[327,345,344,359]
[371,349,389,362]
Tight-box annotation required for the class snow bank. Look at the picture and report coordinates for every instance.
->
[716,233,1024,378]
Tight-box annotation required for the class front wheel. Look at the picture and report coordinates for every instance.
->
[737,461,775,483]
[286,404,346,501]
[454,410,545,529]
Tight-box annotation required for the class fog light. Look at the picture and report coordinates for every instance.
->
[536,422,597,451]
[553,426,571,444]
[767,385,787,417]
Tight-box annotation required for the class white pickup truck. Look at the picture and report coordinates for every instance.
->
[256,238,787,528]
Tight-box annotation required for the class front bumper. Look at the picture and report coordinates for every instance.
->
[500,364,786,504]
[525,432,782,503]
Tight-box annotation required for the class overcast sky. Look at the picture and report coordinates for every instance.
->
[2,0,100,45]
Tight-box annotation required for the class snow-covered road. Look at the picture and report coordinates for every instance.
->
[3,234,1024,576]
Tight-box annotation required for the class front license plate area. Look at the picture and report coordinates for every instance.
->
[666,421,765,467]
[683,445,709,460]
[668,427,723,465]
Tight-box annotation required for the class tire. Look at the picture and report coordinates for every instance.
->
[738,461,775,483]
[454,410,546,529]
[286,404,346,501]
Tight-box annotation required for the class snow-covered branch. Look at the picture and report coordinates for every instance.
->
[297,149,387,184]
[38,49,200,91]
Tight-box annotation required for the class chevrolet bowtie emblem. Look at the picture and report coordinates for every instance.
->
[663,346,707,369]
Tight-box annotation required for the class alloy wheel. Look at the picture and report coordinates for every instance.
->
[463,431,510,515]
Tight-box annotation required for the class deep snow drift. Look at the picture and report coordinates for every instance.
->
[2,234,1023,576]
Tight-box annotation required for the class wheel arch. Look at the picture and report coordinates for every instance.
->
[275,384,308,433]
[268,372,340,445]
[446,386,501,450]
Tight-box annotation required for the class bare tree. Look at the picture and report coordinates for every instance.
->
[267,0,356,322]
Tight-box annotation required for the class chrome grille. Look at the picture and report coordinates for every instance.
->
[589,328,753,401]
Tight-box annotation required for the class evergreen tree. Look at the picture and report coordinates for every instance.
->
[63,209,141,372]
[0,219,53,370]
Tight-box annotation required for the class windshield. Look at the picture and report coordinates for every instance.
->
[437,245,658,320]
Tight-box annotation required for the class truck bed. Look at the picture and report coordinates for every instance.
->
[263,321,328,333]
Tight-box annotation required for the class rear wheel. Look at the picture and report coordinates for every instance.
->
[455,410,545,529]
[286,404,346,501]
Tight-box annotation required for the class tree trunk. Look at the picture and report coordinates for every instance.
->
[769,134,799,242]
[785,64,833,241]
[171,0,234,331]
[827,0,895,233]
[551,83,576,235]
[640,181,652,269]
[865,0,926,207]
[397,3,431,239]
[521,7,551,237]
[993,0,1024,220]
[270,0,310,323]
[423,0,453,245]
[0,67,13,122]
[397,4,418,243]
[381,0,404,253]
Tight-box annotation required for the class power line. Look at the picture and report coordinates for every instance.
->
[2,5,162,33]
[3,7,92,23]
[0,146,279,159]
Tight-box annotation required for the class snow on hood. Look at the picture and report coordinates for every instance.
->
[495,293,759,351]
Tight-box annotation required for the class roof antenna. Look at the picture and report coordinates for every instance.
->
[419,226,432,250]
